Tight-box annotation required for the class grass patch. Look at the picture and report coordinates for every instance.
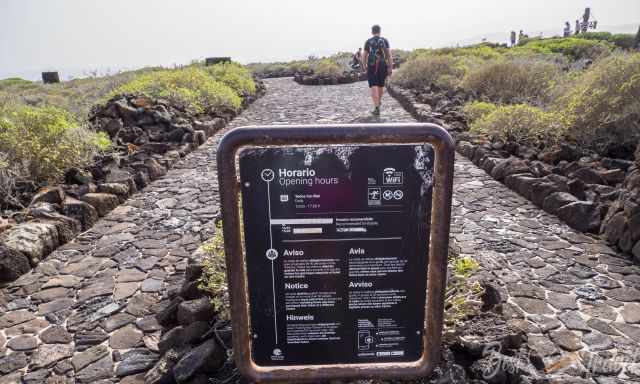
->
[0,69,156,118]
[445,253,483,328]
[198,220,230,321]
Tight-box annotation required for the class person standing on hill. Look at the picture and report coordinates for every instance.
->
[362,24,392,116]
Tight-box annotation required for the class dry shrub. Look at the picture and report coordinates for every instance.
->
[314,59,343,78]
[555,52,640,150]
[462,58,561,103]
[0,104,110,208]
[470,104,567,147]
[391,55,464,90]
[462,101,498,123]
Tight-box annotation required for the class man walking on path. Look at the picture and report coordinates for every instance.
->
[362,24,392,116]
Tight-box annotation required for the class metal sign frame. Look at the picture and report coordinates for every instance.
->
[217,123,455,382]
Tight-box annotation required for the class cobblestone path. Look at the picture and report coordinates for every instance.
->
[1,78,640,383]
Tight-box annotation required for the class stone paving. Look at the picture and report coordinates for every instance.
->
[0,77,639,383]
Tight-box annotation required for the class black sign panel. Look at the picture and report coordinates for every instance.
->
[239,144,434,367]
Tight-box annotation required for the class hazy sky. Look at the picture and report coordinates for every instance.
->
[1,0,639,79]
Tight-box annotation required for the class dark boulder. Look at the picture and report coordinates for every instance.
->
[542,192,578,215]
[571,167,605,185]
[156,297,184,326]
[600,169,626,185]
[530,182,564,207]
[0,246,30,282]
[64,168,93,185]
[158,327,184,354]
[97,183,130,203]
[567,178,587,200]
[30,187,65,206]
[172,339,225,383]
[80,193,119,217]
[557,201,603,233]
[601,157,633,172]
[603,212,628,245]
[490,158,531,181]
[177,298,214,326]
[62,197,99,230]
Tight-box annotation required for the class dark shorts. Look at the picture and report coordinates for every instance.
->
[367,67,387,87]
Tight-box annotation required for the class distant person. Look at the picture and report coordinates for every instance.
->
[510,31,516,47]
[362,24,392,116]
[575,20,580,35]
[563,22,571,37]
[351,48,362,69]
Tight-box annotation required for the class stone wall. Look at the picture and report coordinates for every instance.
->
[387,83,640,262]
[601,149,640,261]
[0,81,266,283]
[293,71,367,86]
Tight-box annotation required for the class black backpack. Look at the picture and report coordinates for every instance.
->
[367,37,387,70]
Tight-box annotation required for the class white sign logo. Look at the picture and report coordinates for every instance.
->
[383,168,403,185]
[265,248,278,260]
[261,169,275,182]
[367,188,381,206]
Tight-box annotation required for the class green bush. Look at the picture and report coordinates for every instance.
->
[555,52,640,148]
[461,58,561,103]
[314,59,343,77]
[391,55,465,90]
[111,66,242,114]
[579,32,637,50]
[462,101,498,122]
[515,37,613,60]
[205,62,256,97]
[0,78,39,92]
[0,104,110,206]
[611,34,637,50]
[470,104,567,147]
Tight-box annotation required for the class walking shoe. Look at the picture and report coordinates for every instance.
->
[371,106,380,116]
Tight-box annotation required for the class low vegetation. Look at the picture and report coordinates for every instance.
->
[198,221,230,321]
[515,36,614,60]
[394,33,640,153]
[0,70,150,117]
[445,254,482,328]
[0,61,257,211]
[461,58,561,103]
[468,104,567,147]
[313,58,343,78]
[203,62,257,97]
[0,104,110,208]
[557,52,640,149]
[109,65,244,114]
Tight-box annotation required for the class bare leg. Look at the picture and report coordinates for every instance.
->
[370,87,379,107]
[377,86,384,104]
